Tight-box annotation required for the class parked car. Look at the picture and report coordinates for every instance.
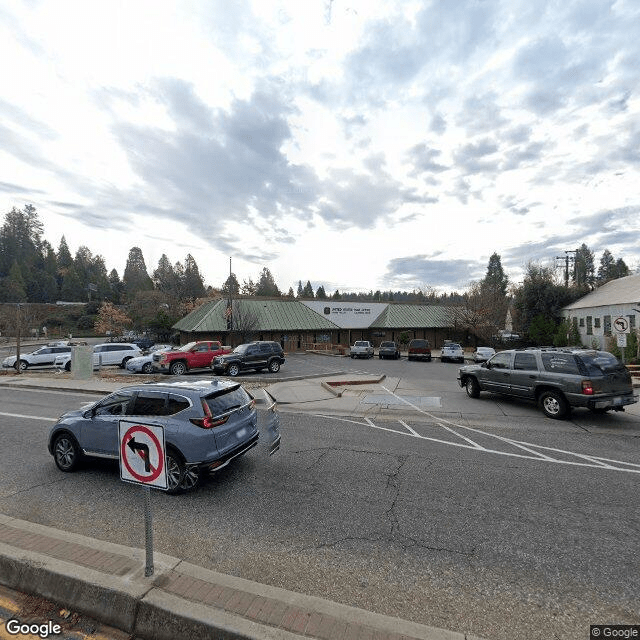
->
[472,346,496,362]
[126,346,174,374]
[441,342,465,363]
[132,337,155,351]
[457,348,638,419]
[3,345,72,371]
[54,343,143,372]
[212,341,285,376]
[153,341,232,375]
[350,341,374,359]
[407,339,432,362]
[47,379,260,494]
[378,341,400,360]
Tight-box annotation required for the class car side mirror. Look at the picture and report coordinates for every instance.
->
[483,362,490,369]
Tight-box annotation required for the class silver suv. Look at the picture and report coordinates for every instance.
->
[458,348,638,419]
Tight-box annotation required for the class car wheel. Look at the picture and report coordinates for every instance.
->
[228,363,240,377]
[53,433,81,472]
[15,360,28,371]
[180,464,200,491]
[65,361,71,372]
[350,354,354,359]
[539,391,569,420]
[165,449,186,494]
[268,360,280,373]
[465,377,480,399]
[142,362,153,374]
[170,361,187,376]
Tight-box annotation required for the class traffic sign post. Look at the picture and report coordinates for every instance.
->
[613,317,631,364]
[119,421,168,577]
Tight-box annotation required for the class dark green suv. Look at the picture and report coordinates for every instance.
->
[457,348,638,419]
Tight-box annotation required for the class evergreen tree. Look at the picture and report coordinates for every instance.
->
[182,254,206,299]
[332,289,341,300]
[123,247,153,299]
[315,285,327,299]
[241,277,257,295]
[573,243,595,290]
[221,272,240,296]
[0,262,27,302]
[255,267,281,297]
[286,287,295,298]
[614,258,629,279]
[302,280,314,298]
[153,254,178,296]
[108,269,123,304]
[481,252,509,297]
[597,249,616,284]
[296,280,303,298]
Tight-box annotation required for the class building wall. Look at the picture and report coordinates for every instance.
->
[562,305,639,349]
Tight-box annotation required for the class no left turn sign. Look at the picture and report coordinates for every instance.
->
[613,317,630,334]
[119,421,168,490]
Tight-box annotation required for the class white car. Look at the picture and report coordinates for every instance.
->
[440,343,465,363]
[54,343,143,372]
[125,346,174,374]
[472,346,496,362]
[2,345,72,371]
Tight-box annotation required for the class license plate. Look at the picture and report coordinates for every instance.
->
[236,427,247,438]
[613,397,622,405]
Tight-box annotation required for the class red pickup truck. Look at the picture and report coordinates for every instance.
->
[153,341,232,375]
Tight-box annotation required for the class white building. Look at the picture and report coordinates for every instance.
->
[562,274,640,349]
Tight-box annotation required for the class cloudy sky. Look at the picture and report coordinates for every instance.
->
[1,0,639,295]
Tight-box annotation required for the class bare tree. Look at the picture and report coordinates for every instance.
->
[226,300,260,344]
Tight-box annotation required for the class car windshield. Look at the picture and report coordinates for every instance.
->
[381,342,395,347]
[354,342,368,346]
[179,342,197,352]
[233,344,249,354]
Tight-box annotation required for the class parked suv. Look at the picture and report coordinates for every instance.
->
[54,343,142,371]
[378,341,400,360]
[407,339,432,362]
[458,348,638,419]
[47,379,260,494]
[3,345,72,371]
[212,341,285,377]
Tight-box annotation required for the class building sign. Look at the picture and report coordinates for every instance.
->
[302,301,388,329]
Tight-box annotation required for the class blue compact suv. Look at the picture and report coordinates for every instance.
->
[48,379,260,493]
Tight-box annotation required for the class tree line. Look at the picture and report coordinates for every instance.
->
[0,205,634,349]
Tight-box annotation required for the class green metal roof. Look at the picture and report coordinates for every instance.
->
[173,298,341,333]
[370,304,456,328]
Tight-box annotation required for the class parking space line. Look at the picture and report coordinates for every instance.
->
[433,422,486,450]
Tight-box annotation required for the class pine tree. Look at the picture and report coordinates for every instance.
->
[302,280,314,298]
[123,247,153,299]
[182,254,206,299]
[255,267,281,297]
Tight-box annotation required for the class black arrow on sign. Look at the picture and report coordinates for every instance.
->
[127,437,152,473]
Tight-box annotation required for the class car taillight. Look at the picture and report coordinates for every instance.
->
[190,415,229,429]
[581,380,594,395]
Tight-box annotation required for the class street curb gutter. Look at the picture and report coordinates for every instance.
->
[0,514,485,640]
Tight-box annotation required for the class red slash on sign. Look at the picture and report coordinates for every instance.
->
[120,425,164,483]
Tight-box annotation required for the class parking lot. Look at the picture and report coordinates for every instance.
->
[0,349,639,639]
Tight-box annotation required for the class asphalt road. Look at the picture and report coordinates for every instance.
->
[0,359,639,640]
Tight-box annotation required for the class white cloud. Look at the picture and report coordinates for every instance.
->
[1,0,639,292]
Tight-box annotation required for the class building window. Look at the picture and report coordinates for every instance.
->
[586,316,592,335]
[604,315,611,335]
[579,318,585,327]
[594,318,601,329]
[629,315,636,329]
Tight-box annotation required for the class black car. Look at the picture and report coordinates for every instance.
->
[212,341,285,377]
[378,341,400,359]
[132,337,155,351]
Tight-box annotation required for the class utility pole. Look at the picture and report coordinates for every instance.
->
[555,250,577,287]
[15,303,21,375]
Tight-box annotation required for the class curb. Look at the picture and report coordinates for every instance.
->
[0,514,485,640]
